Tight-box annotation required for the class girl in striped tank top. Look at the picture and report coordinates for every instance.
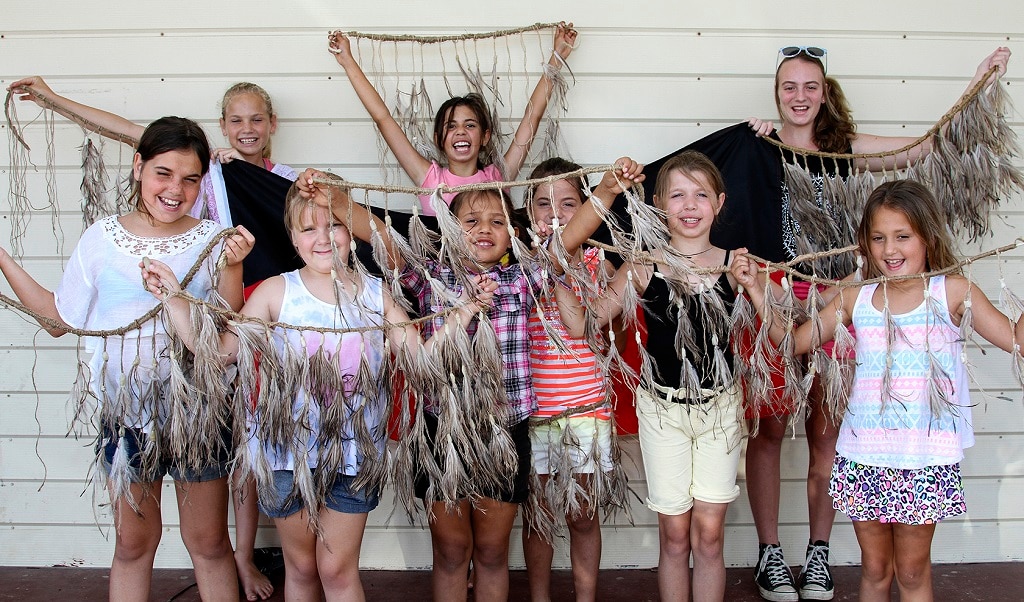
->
[732,180,1024,601]
[520,157,642,601]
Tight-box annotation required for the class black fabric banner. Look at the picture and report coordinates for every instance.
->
[220,160,304,286]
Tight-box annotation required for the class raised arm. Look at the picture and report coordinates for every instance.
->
[328,33,432,184]
[501,23,578,180]
[851,47,1011,171]
[0,246,71,337]
[8,76,145,144]
[558,157,644,256]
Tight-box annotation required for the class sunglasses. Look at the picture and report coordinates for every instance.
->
[777,46,828,73]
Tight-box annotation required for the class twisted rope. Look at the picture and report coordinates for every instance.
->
[335,22,559,44]
[4,88,141,151]
[0,220,482,337]
[584,237,1024,289]
[0,228,234,336]
[743,238,1024,288]
[169,288,480,335]
[311,163,619,198]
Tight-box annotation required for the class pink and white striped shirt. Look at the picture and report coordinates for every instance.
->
[529,247,610,420]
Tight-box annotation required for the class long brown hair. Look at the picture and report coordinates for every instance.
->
[856,180,960,279]
[775,55,856,153]
[433,93,498,172]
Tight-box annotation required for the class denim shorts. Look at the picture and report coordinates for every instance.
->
[260,470,381,518]
[97,423,231,483]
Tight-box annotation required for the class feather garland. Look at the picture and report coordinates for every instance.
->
[80,137,115,227]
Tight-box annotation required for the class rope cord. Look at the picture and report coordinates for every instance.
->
[5,88,141,150]
[0,228,235,336]
[310,164,619,197]
[335,22,559,44]
[584,238,1024,288]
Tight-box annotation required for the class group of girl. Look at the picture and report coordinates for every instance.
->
[3,21,1020,602]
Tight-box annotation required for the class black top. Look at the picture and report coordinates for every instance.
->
[640,255,735,391]
[220,160,304,286]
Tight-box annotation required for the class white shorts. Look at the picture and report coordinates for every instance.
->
[530,415,613,475]
[636,386,743,515]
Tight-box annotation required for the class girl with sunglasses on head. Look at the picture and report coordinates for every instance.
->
[744,45,1010,602]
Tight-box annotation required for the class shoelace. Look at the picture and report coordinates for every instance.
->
[801,545,830,585]
[759,547,793,585]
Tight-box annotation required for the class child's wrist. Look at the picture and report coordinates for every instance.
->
[588,189,612,209]
[458,302,481,321]
[550,271,574,292]
[548,51,568,70]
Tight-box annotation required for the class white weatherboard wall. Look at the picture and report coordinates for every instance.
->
[2,0,1023,571]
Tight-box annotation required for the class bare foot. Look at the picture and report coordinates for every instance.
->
[236,553,273,601]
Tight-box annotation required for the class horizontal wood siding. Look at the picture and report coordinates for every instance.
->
[1,0,1022,569]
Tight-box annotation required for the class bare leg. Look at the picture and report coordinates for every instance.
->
[806,371,844,543]
[851,520,895,602]
[655,511,692,602]
[470,497,520,602]
[428,499,474,602]
[892,523,936,602]
[523,475,555,602]
[176,477,238,601]
[690,500,729,602]
[234,473,273,601]
[274,509,322,602]
[746,415,787,545]
[565,496,601,602]
[109,481,163,602]
[317,509,370,601]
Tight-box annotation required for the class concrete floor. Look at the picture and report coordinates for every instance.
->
[2,563,1022,601]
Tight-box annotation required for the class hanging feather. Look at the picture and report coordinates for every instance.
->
[106,432,139,515]
[407,204,441,261]
[80,137,115,227]
[616,268,642,332]
[67,358,97,436]
[522,469,559,545]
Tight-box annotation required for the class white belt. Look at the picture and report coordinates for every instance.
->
[650,383,724,405]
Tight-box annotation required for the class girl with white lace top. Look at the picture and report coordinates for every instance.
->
[0,116,254,602]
